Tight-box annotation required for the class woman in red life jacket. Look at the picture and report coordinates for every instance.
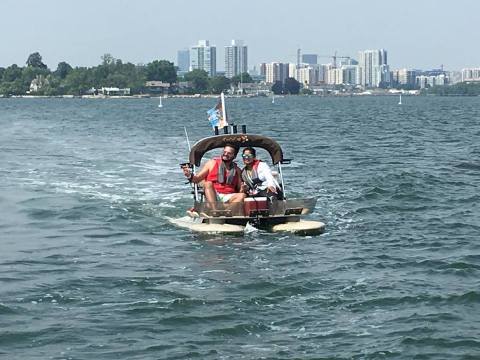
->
[241,147,282,199]
[182,144,246,204]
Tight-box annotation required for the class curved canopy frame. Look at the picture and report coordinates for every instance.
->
[189,134,284,166]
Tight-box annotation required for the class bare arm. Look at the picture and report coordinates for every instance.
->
[183,160,214,183]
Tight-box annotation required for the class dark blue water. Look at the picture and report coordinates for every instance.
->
[1,96,479,359]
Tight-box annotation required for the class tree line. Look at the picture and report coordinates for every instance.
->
[0,52,302,96]
[0,52,176,96]
[424,82,480,96]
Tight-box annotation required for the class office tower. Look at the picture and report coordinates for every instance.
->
[190,40,216,76]
[302,54,318,65]
[225,40,248,78]
[177,49,190,72]
[357,49,389,87]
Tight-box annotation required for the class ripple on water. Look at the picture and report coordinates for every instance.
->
[1,97,480,359]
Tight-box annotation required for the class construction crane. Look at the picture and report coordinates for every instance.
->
[317,51,351,68]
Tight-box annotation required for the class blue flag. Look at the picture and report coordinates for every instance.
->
[207,98,227,129]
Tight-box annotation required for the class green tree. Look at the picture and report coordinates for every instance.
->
[62,67,94,95]
[101,53,115,66]
[0,67,5,81]
[209,76,231,94]
[284,77,300,94]
[230,72,253,86]
[427,82,480,96]
[26,52,47,69]
[0,78,27,95]
[184,69,209,93]
[271,81,283,95]
[0,65,25,95]
[55,62,73,79]
[146,60,177,84]
[2,64,23,82]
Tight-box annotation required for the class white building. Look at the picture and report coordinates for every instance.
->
[29,75,49,93]
[358,49,389,87]
[190,40,216,77]
[461,68,480,82]
[286,63,322,86]
[225,40,248,79]
[101,87,130,96]
[264,62,289,84]
[318,64,333,84]
[327,68,343,85]
[416,74,448,88]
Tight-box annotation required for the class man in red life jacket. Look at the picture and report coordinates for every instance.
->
[182,144,246,204]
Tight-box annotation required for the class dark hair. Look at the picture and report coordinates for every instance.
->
[224,143,239,156]
[242,147,256,157]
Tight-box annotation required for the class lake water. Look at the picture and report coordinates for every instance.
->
[1,96,479,359]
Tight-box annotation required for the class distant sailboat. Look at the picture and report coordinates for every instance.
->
[398,93,402,105]
[272,94,275,104]
[158,96,163,108]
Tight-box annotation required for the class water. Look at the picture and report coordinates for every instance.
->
[1,96,479,359]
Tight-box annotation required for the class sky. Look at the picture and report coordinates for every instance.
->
[0,0,478,71]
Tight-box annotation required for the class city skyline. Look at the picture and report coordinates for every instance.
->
[0,0,478,71]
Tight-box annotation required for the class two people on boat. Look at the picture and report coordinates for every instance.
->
[182,144,281,204]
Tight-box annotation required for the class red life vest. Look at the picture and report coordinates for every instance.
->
[206,158,240,194]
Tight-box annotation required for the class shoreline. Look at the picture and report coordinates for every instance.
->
[0,92,427,99]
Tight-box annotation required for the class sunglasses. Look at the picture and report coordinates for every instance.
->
[242,154,254,159]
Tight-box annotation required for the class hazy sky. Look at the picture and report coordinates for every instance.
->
[0,0,477,71]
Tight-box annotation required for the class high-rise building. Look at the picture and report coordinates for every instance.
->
[357,49,389,87]
[317,64,332,84]
[177,49,190,73]
[190,40,216,76]
[225,40,248,78]
[265,62,289,84]
[392,68,417,87]
[341,65,358,85]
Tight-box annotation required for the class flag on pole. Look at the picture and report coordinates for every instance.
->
[207,93,228,129]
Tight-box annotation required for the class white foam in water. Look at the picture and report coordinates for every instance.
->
[244,222,259,233]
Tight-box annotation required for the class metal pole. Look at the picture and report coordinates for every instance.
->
[278,162,286,199]
[184,126,198,201]
[221,92,227,126]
